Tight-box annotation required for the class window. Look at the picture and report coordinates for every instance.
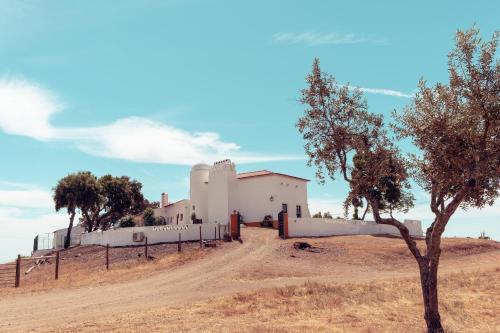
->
[180,214,183,221]
[296,205,302,218]
[282,203,288,213]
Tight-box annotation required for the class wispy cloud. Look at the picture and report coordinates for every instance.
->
[0,76,301,165]
[0,183,69,262]
[342,84,414,99]
[272,32,383,45]
[358,87,414,98]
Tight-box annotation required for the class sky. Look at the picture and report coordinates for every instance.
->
[0,0,498,263]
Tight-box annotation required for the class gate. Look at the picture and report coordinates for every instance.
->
[230,211,241,239]
[278,211,284,238]
[278,211,288,239]
[0,262,16,288]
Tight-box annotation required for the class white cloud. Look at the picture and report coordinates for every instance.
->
[272,32,382,45]
[0,207,69,262]
[0,76,62,139]
[343,84,413,98]
[358,87,413,98]
[0,188,53,208]
[0,77,299,165]
[0,184,69,262]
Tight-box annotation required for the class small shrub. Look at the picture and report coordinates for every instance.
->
[119,216,135,228]
[155,216,166,225]
[143,207,156,226]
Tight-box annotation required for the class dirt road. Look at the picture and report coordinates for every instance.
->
[1,228,498,332]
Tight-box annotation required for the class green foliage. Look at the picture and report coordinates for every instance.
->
[312,211,333,219]
[54,171,148,232]
[312,212,322,218]
[53,171,101,247]
[118,216,135,228]
[143,207,156,226]
[53,171,100,215]
[155,216,166,225]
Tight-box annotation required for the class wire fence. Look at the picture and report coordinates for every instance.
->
[1,225,226,289]
[0,263,16,288]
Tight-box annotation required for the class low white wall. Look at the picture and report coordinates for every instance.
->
[81,223,225,247]
[288,218,423,238]
[53,226,84,249]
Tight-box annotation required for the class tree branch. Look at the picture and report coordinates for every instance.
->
[370,198,424,263]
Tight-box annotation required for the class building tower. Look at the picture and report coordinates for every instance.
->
[208,159,236,225]
[189,163,210,223]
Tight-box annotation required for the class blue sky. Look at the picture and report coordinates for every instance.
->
[0,0,498,262]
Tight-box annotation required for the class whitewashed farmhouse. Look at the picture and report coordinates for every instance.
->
[150,159,311,227]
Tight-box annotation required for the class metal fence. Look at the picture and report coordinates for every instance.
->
[33,233,54,252]
[0,262,16,288]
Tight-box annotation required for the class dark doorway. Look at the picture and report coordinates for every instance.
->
[278,210,285,238]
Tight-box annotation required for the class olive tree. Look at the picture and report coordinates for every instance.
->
[53,171,100,248]
[82,175,147,231]
[297,27,499,333]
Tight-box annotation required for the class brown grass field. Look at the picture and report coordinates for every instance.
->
[0,228,499,332]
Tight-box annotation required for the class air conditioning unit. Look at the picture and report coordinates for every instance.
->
[133,232,145,242]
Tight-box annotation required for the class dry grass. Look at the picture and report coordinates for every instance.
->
[0,242,218,295]
[233,236,500,281]
[42,268,500,333]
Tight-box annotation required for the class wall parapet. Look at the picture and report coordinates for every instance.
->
[288,218,423,238]
[81,223,224,247]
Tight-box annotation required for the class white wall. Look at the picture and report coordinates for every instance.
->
[208,161,236,225]
[288,218,423,238]
[53,226,84,249]
[155,199,190,225]
[190,164,210,224]
[81,223,225,247]
[234,175,310,223]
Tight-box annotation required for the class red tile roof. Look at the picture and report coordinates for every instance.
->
[237,170,309,182]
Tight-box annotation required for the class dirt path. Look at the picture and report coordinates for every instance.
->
[1,228,499,333]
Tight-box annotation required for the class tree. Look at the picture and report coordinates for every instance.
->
[82,175,147,231]
[312,211,323,218]
[143,207,156,226]
[297,27,498,333]
[322,211,333,219]
[118,216,135,228]
[392,27,499,332]
[53,172,100,248]
[155,216,166,225]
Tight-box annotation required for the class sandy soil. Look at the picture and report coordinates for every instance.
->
[0,227,498,333]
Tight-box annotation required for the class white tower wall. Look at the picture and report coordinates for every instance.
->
[190,163,210,223]
[208,160,236,225]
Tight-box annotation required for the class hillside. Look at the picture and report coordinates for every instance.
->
[0,228,499,332]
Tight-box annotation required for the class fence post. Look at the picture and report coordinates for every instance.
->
[106,244,109,271]
[218,223,221,243]
[199,225,202,248]
[178,233,181,252]
[15,255,20,288]
[145,237,148,259]
[55,251,60,280]
[214,226,217,241]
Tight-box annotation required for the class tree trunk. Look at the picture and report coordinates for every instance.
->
[64,211,75,249]
[361,202,370,220]
[418,260,444,333]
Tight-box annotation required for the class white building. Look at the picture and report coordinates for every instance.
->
[152,159,311,226]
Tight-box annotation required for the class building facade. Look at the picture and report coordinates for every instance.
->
[152,159,311,226]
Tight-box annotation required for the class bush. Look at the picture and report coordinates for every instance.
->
[119,216,135,228]
[155,216,166,225]
[260,215,273,228]
[143,207,156,226]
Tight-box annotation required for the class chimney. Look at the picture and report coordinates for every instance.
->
[161,192,169,208]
